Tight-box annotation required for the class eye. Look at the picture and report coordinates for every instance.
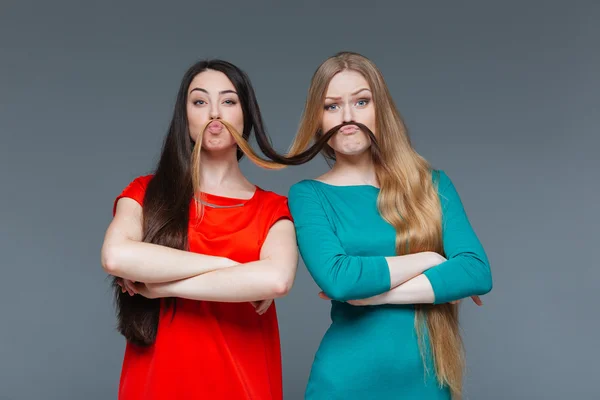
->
[356,99,370,107]
[223,99,237,105]
[324,103,339,111]
[193,100,206,106]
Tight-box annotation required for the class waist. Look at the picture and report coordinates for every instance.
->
[330,301,416,323]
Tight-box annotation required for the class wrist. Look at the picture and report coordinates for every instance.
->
[368,292,387,306]
[148,282,169,298]
[426,251,444,269]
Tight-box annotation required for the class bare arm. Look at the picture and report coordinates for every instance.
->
[347,274,435,306]
[343,275,482,306]
[142,219,298,302]
[101,198,236,283]
[385,252,446,289]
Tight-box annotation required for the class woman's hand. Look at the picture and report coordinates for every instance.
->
[318,291,330,301]
[450,295,483,306]
[116,278,166,299]
[116,278,138,296]
[251,299,274,315]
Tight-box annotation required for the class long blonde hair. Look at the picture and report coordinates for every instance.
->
[288,52,464,398]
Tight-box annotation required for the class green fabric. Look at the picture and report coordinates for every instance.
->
[288,170,492,399]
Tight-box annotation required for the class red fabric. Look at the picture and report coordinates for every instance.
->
[113,175,291,400]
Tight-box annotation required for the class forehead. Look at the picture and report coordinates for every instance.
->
[326,70,370,95]
[188,69,236,92]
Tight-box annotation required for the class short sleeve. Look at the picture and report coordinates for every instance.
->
[112,175,153,216]
[257,194,293,247]
[266,197,293,230]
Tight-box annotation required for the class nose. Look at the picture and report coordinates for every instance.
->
[342,102,353,123]
[209,103,221,120]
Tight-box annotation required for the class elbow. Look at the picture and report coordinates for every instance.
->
[463,252,493,296]
[271,273,294,298]
[314,257,369,301]
[479,274,493,295]
[101,243,124,276]
[320,285,355,302]
[475,258,493,295]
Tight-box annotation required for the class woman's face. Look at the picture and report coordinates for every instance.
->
[322,69,375,156]
[186,69,244,154]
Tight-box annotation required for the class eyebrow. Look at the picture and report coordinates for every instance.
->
[325,88,371,100]
[189,88,238,96]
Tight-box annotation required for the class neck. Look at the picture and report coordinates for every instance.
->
[330,151,378,186]
[199,148,247,190]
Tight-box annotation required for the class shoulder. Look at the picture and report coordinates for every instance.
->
[120,174,155,198]
[256,187,288,206]
[432,169,454,193]
[254,188,291,217]
[288,179,318,200]
[432,169,465,212]
[113,174,154,215]
[253,188,293,233]
[136,174,154,185]
[123,174,154,191]
[137,174,154,184]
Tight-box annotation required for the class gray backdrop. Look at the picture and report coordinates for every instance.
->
[1,1,598,399]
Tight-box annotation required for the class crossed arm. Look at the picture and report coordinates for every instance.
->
[101,197,298,303]
[288,173,492,307]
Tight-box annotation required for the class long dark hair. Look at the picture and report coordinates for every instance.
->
[113,59,278,346]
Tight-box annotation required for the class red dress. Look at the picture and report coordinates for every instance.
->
[113,175,291,400]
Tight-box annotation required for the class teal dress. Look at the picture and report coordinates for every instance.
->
[288,170,492,400]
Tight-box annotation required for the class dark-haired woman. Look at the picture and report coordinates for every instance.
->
[101,60,298,400]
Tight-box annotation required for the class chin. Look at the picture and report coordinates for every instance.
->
[342,149,370,156]
[202,143,238,154]
[334,141,371,156]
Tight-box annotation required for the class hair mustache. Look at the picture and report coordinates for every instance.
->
[194,119,385,170]
[267,121,383,166]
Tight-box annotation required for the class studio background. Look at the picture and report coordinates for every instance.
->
[1,1,598,399]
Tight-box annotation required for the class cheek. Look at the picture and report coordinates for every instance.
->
[326,135,337,151]
[321,113,336,133]
[354,109,376,137]
[187,106,212,133]
[222,107,244,134]
[326,132,345,151]
[187,109,202,141]
[365,109,376,128]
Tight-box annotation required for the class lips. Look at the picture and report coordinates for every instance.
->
[207,121,223,133]
[339,124,359,134]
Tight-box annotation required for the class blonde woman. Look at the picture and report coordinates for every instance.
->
[280,52,492,399]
